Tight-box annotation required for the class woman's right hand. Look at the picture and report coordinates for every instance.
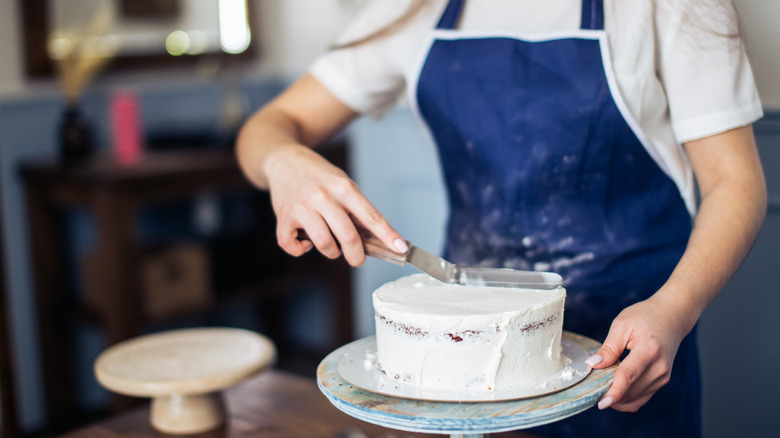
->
[264,143,406,266]
[236,74,407,266]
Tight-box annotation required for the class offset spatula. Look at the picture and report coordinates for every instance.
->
[298,229,562,289]
[361,233,562,290]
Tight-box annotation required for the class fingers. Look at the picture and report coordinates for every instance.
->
[591,322,672,412]
[609,393,653,413]
[265,145,407,265]
[586,319,640,411]
[597,348,651,410]
[602,351,671,412]
[276,214,329,258]
[309,180,395,266]
[274,173,404,267]
[590,328,627,370]
[331,177,407,254]
[320,209,366,266]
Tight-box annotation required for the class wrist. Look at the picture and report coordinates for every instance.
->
[260,143,305,188]
[649,282,706,335]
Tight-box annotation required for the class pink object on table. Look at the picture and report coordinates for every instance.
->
[111,90,144,165]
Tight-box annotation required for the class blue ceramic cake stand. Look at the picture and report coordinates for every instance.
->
[317,331,616,438]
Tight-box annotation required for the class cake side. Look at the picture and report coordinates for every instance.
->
[372,274,566,391]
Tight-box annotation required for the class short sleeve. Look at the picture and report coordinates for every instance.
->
[309,0,439,118]
[656,0,763,143]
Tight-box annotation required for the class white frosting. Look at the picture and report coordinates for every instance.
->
[373,274,566,391]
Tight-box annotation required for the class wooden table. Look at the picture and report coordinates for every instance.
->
[20,147,353,432]
[61,370,543,438]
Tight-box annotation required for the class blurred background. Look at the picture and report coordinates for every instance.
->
[0,0,778,437]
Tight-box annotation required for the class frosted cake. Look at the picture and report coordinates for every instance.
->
[372,274,566,391]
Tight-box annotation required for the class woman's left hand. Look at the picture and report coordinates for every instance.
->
[587,294,692,412]
[586,125,767,412]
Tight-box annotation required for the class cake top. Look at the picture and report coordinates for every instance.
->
[373,273,565,317]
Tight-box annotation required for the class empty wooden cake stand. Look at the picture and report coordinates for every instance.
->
[317,331,616,438]
[95,327,276,434]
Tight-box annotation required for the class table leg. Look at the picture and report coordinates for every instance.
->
[24,181,74,430]
[94,189,144,412]
[94,189,144,344]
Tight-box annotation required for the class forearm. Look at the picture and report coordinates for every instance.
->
[233,74,403,264]
[235,73,359,190]
[653,126,767,332]
[236,107,306,190]
[592,127,766,411]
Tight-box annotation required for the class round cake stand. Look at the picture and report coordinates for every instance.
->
[95,327,276,435]
[317,331,615,437]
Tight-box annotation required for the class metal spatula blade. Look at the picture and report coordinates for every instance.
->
[361,233,562,290]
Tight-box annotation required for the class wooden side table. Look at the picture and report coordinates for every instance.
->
[60,369,542,438]
[20,147,353,432]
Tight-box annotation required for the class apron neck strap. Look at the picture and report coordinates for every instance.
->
[580,0,605,30]
[436,0,465,29]
[436,0,605,31]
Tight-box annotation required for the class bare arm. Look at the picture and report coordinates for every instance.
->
[236,74,407,266]
[591,125,767,411]
[660,125,766,329]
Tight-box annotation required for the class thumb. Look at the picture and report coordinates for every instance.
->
[586,327,627,370]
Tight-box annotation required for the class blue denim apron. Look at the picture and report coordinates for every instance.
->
[411,0,700,435]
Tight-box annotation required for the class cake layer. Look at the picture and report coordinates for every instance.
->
[373,274,565,391]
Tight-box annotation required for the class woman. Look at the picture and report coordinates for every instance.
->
[236,0,766,435]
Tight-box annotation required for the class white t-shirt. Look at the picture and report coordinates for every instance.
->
[310,0,763,215]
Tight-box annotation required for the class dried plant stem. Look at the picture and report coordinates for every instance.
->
[51,1,117,105]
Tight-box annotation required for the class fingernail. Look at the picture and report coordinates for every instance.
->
[585,354,603,368]
[394,239,409,253]
[598,396,613,410]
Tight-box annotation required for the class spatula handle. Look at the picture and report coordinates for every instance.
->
[359,231,410,266]
[295,229,409,265]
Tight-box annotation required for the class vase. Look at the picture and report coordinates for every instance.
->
[59,103,93,164]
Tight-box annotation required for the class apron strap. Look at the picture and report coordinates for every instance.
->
[436,0,465,29]
[580,0,605,30]
[437,0,604,31]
